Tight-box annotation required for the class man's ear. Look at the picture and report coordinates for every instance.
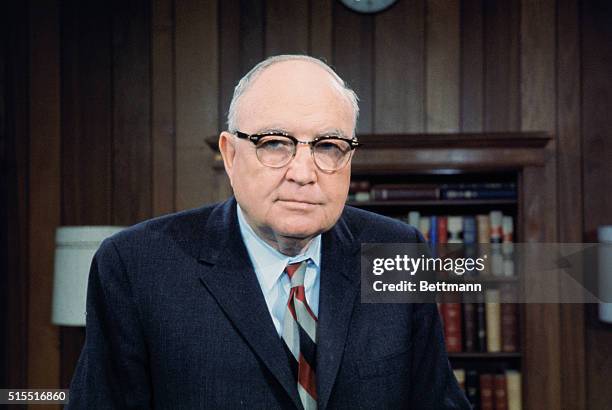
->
[219,131,236,185]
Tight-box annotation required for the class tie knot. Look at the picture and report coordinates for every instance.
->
[285,260,307,287]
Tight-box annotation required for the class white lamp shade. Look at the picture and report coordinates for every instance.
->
[599,225,612,324]
[52,226,124,326]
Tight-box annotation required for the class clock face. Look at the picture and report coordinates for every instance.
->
[340,0,398,14]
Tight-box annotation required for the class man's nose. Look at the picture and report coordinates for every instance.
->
[285,144,317,185]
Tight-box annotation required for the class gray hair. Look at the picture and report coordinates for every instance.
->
[226,54,359,133]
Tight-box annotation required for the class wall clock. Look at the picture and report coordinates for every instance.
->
[339,0,398,14]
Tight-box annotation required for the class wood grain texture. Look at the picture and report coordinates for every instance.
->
[426,0,460,132]
[3,0,29,389]
[28,0,61,391]
[374,0,425,133]
[582,1,612,409]
[265,0,309,56]
[333,3,374,134]
[557,0,585,408]
[483,0,520,131]
[460,0,484,132]
[175,0,218,210]
[59,0,114,389]
[112,0,152,226]
[152,0,176,216]
[309,0,333,63]
[61,0,113,226]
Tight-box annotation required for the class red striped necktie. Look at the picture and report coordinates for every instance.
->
[282,261,318,410]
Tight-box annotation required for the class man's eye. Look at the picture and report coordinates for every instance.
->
[259,138,292,150]
[317,141,348,153]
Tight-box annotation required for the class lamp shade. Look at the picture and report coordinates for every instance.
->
[52,226,124,326]
[599,225,612,324]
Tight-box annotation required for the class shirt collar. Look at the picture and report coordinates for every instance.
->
[237,204,321,291]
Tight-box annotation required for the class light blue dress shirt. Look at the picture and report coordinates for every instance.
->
[237,205,321,337]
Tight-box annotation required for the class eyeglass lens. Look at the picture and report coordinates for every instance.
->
[255,135,351,171]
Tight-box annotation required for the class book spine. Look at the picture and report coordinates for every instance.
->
[430,216,438,246]
[463,303,477,352]
[463,216,477,244]
[371,188,439,200]
[419,217,430,242]
[441,189,517,200]
[506,370,522,410]
[485,290,501,352]
[477,214,490,244]
[494,374,508,410]
[465,369,480,409]
[501,301,518,352]
[437,216,448,244]
[453,368,466,391]
[480,374,494,410]
[444,302,463,352]
[476,300,487,352]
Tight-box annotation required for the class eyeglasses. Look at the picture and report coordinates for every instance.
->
[234,130,361,172]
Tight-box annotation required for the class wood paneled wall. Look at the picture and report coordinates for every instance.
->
[3,0,611,409]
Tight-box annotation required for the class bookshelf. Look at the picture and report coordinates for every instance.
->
[206,131,561,409]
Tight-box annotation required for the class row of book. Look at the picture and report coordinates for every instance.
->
[438,289,518,353]
[407,211,513,245]
[453,369,522,410]
[348,181,517,202]
[412,211,516,277]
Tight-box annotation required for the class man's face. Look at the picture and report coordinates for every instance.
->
[220,60,356,247]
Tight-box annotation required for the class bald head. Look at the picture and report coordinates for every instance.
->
[227,55,359,134]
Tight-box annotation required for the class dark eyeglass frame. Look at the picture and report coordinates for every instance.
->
[233,130,361,172]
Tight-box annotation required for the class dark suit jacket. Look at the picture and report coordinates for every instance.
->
[67,197,470,409]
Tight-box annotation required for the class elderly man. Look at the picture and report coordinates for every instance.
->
[68,55,469,409]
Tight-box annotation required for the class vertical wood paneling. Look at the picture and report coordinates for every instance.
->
[61,0,113,226]
[333,3,374,134]
[3,0,29,389]
[175,0,218,210]
[239,0,265,72]
[520,1,559,409]
[152,0,176,216]
[460,0,484,132]
[309,0,333,63]
[426,0,460,132]
[28,0,61,390]
[59,0,113,388]
[582,1,612,407]
[484,0,520,131]
[557,0,585,407]
[265,0,309,55]
[374,0,425,133]
[112,0,152,225]
[219,0,241,130]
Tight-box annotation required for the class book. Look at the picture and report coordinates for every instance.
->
[453,368,466,391]
[463,216,476,244]
[370,184,439,200]
[477,214,490,243]
[485,289,501,352]
[494,373,508,410]
[441,302,463,352]
[437,216,448,244]
[408,211,420,228]
[502,216,515,276]
[447,216,463,244]
[489,211,503,243]
[430,216,439,246]
[419,217,430,242]
[465,369,480,409]
[501,285,519,352]
[441,188,517,200]
[480,373,494,410]
[463,302,477,352]
[506,370,522,410]
[476,295,487,352]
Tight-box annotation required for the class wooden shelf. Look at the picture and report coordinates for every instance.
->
[346,199,517,207]
[448,352,522,359]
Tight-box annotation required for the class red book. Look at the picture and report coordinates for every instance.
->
[494,374,508,410]
[480,374,494,410]
[501,303,518,352]
[441,302,463,352]
[437,216,448,244]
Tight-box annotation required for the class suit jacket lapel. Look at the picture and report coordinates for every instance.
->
[316,216,360,410]
[197,199,302,409]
